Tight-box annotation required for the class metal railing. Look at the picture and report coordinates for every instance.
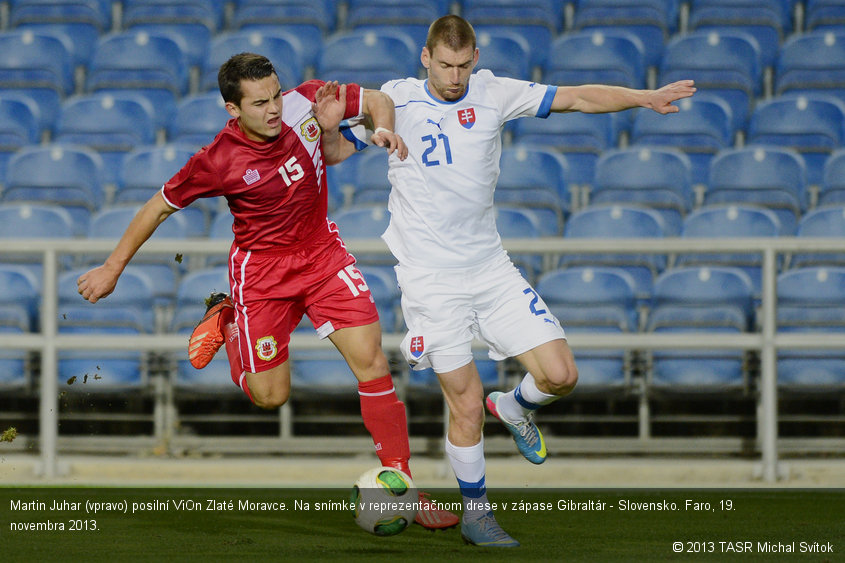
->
[2,236,845,482]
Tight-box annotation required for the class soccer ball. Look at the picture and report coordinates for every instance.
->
[350,467,418,536]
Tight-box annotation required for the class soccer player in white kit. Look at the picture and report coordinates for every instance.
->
[344,15,696,546]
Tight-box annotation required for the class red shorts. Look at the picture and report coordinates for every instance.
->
[227,234,379,373]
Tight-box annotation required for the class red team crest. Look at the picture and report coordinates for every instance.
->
[458,107,476,129]
[410,336,425,358]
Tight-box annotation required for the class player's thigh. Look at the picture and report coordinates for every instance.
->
[328,321,389,381]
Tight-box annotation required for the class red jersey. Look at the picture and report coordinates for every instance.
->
[161,80,363,250]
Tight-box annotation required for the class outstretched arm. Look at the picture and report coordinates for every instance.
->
[361,89,407,160]
[77,191,177,303]
[551,80,696,114]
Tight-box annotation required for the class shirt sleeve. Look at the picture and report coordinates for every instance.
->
[480,70,558,122]
[161,148,222,209]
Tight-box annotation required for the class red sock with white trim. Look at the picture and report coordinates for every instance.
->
[358,374,412,477]
[224,320,253,402]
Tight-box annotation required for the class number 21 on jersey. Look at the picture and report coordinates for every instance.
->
[421,134,452,167]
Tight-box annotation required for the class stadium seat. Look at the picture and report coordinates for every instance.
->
[494,145,569,235]
[346,0,444,43]
[705,146,807,236]
[54,93,157,185]
[122,0,223,67]
[8,0,110,64]
[170,266,230,351]
[231,0,337,34]
[86,31,190,129]
[0,203,75,276]
[167,92,230,148]
[536,265,638,389]
[509,112,624,187]
[647,266,754,390]
[475,29,532,80]
[790,205,845,269]
[819,149,845,206]
[317,30,418,89]
[746,94,845,188]
[573,0,679,67]
[676,204,782,298]
[0,30,75,128]
[806,0,845,30]
[201,31,305,92]
[117,144,207,236]
[658,30,762,131]
[493,206,544,278]
[0,94,41,182]
[329,204,394,265]
[777,266,845,389]
[590,146,692,235]
[630,95,734,188]
[544,30,646,89]
[349,148,390,205]
[775,31,845,100]
[3,144,105,234]
[356,264,400,332]
[687,0,792,66]
[0,321,29,388]
[0,263,41,330]
[561,203,667,302]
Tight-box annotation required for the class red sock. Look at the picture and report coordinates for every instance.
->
[223,319,253,402]
[358,374,412,477]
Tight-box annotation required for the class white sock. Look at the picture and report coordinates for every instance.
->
[444,437,491,520]
[496,372,559,422]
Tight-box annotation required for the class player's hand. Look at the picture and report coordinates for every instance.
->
[77,264,120,303]
[312,81,346,133]
[648,80,696,114]
[371,129,408,160]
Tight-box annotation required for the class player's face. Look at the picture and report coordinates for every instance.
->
[422,43,478,102]
[226,74,283,142]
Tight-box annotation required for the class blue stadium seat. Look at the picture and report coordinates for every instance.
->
[647,265,754,390]
[494,206,543,278]
[562,203,667,302]
[791,205,845,268]
[474,24,551,71]
[747,94,845,188]
[573,0,679,67]
[536,265,638,388]
[86,31,190,129]
[777,266,845,389]
[475,29,532,80]
[0,203,75,276]
[0,30,75,128]
[357,264,400,332]
[117,144,207,235]
[122,0,223,67]
[658,30,762,131]
[167,92,230,148]
[631,95,734,187]
[591,146,692,235]
[0,320,29,388]
[806,0,845,30]
[820,149,845,206]
[509,112,625,187]
[329,204,394,265]
[0,263,41,330]
[687,0,792,66]
[0,94,41,182]
[201,31,305,92]
[231,0,337,35]
[705,146,806,235]
[350,149,390,205]
[3,144,104,234]
[57,266,154,390]
[544,30,646,89]
[463,0,564,61]
[317,30,418,89]
[346,0,444,35]
[54,93,157,185]
[775,31,845,100]
[494,145,569,235]
[677,204,782,298]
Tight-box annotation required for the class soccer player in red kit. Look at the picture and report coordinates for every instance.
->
[77,53,457,529]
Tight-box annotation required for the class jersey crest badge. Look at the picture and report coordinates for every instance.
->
[255,336,278,361]
[410,336,425,359]
[458,107,476,129]
[243,168,260,185]
[300,117,321,142]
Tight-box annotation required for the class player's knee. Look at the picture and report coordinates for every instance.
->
[251,386,290,409]
[453,396,485,432]
[543,359,578,396]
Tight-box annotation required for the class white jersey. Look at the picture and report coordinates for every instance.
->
[345,70,557,268]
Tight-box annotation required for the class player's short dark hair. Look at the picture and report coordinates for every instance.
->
[218,52,276,105]
[426,15,476,54]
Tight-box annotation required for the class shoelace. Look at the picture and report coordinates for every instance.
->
[475,514,511,542]
[514,415,539,447]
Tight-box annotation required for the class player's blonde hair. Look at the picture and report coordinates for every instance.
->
[425,15,476,54]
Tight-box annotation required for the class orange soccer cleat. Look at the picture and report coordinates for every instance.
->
[188,292,234,369]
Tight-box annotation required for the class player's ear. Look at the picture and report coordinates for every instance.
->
[421,46,430,69]
[473,47,479,66]
[224,101,240,119]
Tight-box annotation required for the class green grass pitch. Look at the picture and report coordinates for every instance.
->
[2,488,841,562]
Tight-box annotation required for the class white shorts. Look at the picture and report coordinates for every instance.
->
[396,252,567,371]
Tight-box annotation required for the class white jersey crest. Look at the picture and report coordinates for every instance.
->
[346,70,556,268]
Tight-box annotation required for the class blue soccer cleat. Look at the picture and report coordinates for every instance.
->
[486,391,547,465]
[461,511,520,547]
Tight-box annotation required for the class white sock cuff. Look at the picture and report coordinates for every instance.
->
[445,437,485,483]
[518,372,558,406]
